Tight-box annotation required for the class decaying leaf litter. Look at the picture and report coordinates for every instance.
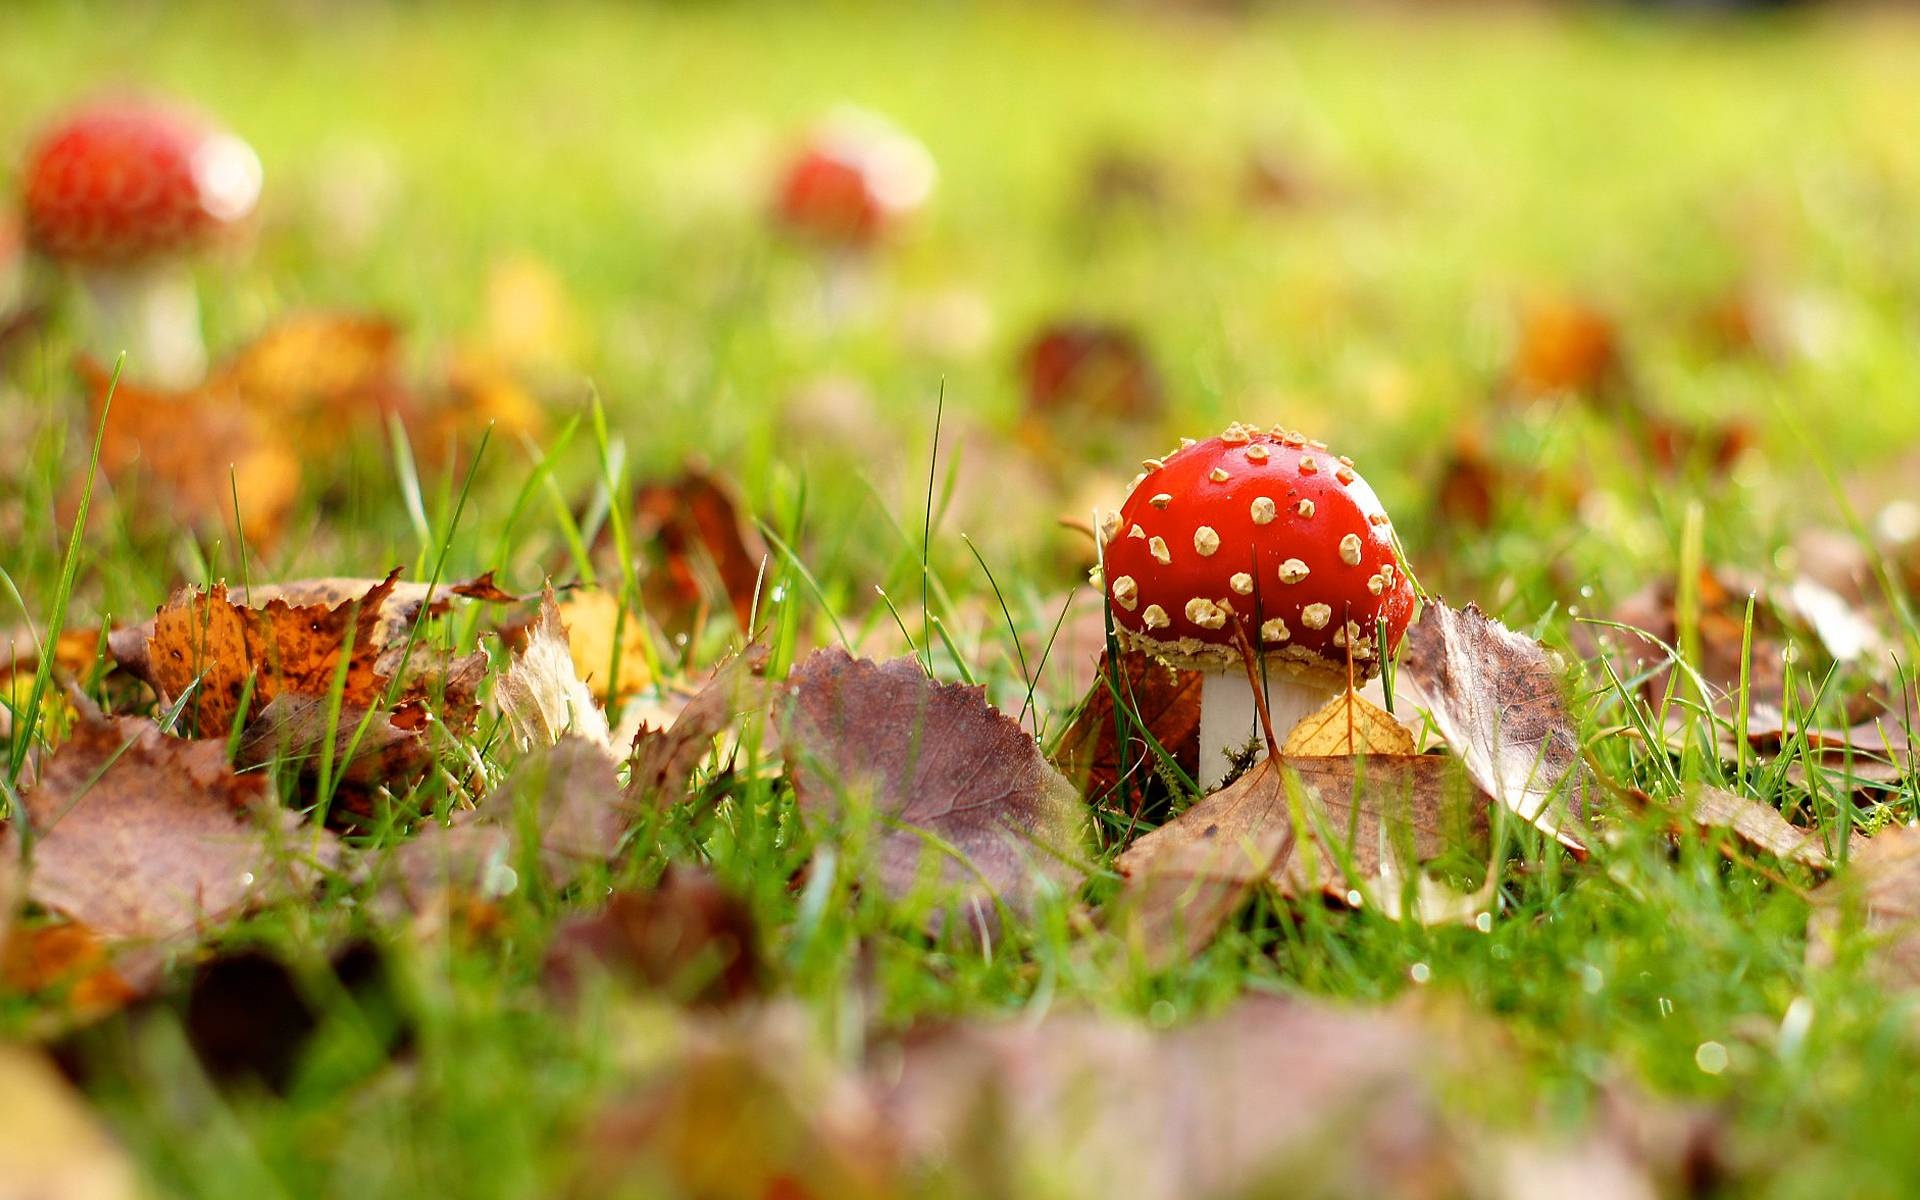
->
[6,7,1920,1198]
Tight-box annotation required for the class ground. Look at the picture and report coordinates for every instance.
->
[4,2,1920,1197]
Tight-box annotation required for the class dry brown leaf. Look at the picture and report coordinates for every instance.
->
[426,350,547,451]
[220,312,414,454]
[1808,826,1920,988]
[1016,321,1163,427]
[496,587,614,755]
[1607,568,1789,728]
[367,819,514,928]
[0,922,140,1022]
[3,712,338,941]
[544,867,761,1007]
[879,995,1473,1200]
[627,643,770,809]
[1052,649,1201,805]
[134,572,397,737]
[1508,296,1623,400]
[1432,435,1584,535]
[627,468,768,634]
[1,626,101,681]
[480,736,628,886]
[1282,689,1416,757]
[107,570,514,684]
[110,572,490,803]
[579,1005,895,1200]
[1399,602,1588,850]
[0,1044,142,1200]
[237,572,517,674]
[1678,787,1831,871]
[78,356,301,547]
[781,650,1088,923]
[1116,755,1488,963]
[234,694,429,788]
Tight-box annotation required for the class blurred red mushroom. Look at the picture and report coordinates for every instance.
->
[1096,423,1417,785]
[20,98,261,385]
[773,107,933,252]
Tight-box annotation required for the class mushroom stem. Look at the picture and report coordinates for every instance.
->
[76,263,205,386]
[816,248,874,328]
[1197,668,1333,788]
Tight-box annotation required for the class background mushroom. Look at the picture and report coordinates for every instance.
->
[20,98,262,385]
[1095,423,1417,786]
[772,106,933,323]
[773,106,934,251]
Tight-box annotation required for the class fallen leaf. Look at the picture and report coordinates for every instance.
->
[1431,435,1583,535]
[0,1044,142,1200]
[233,694,429,787]
[1663,786,1832,871]
[1603,567,1887,741]
[628,468,768,634]
[132,572,397,738]
[1115,755,1488,963]
[1052,649,1202,808]
[107,570,515,685]
[480,736,628,886]
[220,312,413,455]
[552,586,655,701]
[3,711,338,941]
[0,922,139,1022]
[1016,321,1163,427]
[237,572,518,676]
[1282,689,1416,757]
[427,350,547,450]
[366,819,514,927]
[496,587,615,755]
[879,995,1476,1200]
[627,643,770,809]
[544,867,760,1007]
[781,650,1088,923]
[1,626,101,681]
[1508,296,1623,401]
[78,356,301,547]
[1399,602,1588,850]
[1243,145,1318,209]
[579,1004,895,1200]
[1808,826,1920,988]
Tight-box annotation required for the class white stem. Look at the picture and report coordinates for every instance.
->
[817,248,874,328]
[77,263,205,387]
[1198,669,1335,790]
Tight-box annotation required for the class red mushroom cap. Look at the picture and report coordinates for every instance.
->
[1095,423,1416,682]
[777,150,886,246]
[21,100,262,266]
[774,109,933,248]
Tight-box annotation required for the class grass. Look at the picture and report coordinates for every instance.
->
[5,1,1920,1196]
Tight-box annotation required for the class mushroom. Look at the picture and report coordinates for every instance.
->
[773,107,933,324]
[1095,422,1417,786]
[20,99,262,386]
[773,106,934,251]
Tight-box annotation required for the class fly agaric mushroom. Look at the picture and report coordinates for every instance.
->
[774,107,934,251]
[21,99,262,385]
[1094,423,1417,786]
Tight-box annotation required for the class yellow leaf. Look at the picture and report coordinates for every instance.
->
[1281,689,1414,757]
[557,586,655,701]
